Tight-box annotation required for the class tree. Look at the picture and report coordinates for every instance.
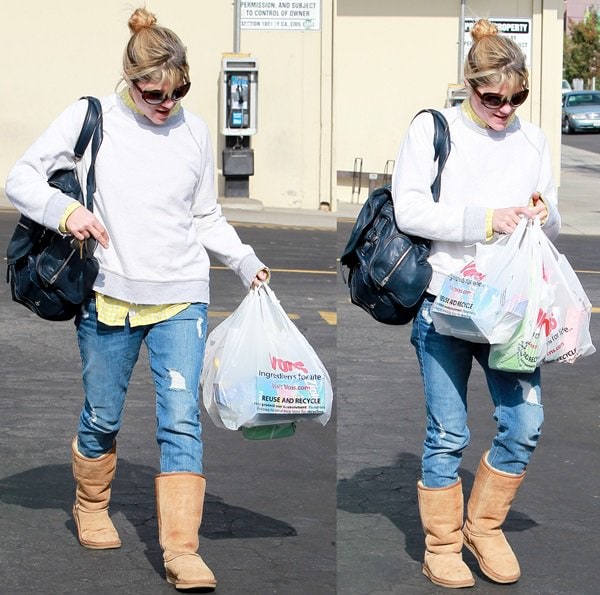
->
[563,7,600,89]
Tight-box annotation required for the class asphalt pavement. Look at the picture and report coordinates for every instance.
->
[336,143,600,595]
[0,142,599,594]
[0,222,336,594]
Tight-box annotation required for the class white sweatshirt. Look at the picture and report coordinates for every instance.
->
[6,94,265,304]
[391,105,561,296]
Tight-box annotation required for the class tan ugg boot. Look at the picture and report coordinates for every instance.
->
[155,472,217,591]
[462,451,525,583]
[417,479,475,588]
[71,437,121,549]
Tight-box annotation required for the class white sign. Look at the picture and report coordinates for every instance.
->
[240,1,320,31]
[464,19,532,67]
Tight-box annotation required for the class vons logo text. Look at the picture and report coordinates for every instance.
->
[537,310,558,337]
[270,354,308,374]
[460,262,485,281]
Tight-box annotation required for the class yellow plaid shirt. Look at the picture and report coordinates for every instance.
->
[95,294,190,327]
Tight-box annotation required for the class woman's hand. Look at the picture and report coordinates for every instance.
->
[251,268,270,289]
[529,192,548,224]
[492,205,545,234]
[66,205,110,249]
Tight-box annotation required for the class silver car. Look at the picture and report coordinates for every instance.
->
[562,91,600,134]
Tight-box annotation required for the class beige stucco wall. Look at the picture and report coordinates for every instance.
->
[1,1,564,212]
[234,16,333,208]
[0,0,332,210]
[333,0,565,205]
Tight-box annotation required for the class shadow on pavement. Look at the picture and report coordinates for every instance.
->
[0,459,298,574]
[337,451,538,566]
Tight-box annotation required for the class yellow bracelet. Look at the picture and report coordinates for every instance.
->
[485,209,494,242]
[58,202,82,234]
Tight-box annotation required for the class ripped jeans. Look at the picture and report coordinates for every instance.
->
[75,298,208,473]
[411,296,544,488]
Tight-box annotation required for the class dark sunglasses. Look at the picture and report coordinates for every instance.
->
[132,81,191,105]
[472,86,529,109]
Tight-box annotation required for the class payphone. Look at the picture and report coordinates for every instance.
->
[220,56,258,197]
[221,56,258,136]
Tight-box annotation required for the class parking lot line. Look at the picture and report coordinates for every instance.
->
[319,311,337,325]
[211,265,335,276]
[209,310,300,320]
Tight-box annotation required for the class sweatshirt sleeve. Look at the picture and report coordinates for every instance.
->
[5,99,90,232]
[391,111,485,243]
[190,126,266,288]
[535,131,561,241]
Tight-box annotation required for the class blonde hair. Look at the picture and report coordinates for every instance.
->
[122,7,189,88]
[464,19,528,92]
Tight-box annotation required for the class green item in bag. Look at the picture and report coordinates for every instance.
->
[242,423,296,440]
[488,320,543,372]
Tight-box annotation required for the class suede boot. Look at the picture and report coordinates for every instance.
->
[71,437,121,549]
[155,472,217,591]
[417,479,475,588]
[462,451,525,583]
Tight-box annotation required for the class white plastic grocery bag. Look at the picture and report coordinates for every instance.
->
[431,218,531,343]
[201,284,333,431]
[487,218,595,372]
[536,231,595,364]
[487,219,549,372]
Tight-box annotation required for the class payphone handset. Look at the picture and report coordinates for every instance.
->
[228,74,250,129]
[221,56,258,136]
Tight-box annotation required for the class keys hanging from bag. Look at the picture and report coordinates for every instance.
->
[201,284,333,433]
[340,109,451,325]
[6,97,103,321]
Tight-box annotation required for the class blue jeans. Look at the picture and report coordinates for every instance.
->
[411,296,544,488]
[75,298,208,473]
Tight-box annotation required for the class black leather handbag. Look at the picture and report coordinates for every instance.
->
[6,96,103,321]
[340,109,451,325]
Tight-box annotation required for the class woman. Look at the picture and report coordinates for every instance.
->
[391,20,560,589]
[6,8,269,591]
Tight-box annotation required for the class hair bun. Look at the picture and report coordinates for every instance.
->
[128,8,158,34]
[471,19,498,42]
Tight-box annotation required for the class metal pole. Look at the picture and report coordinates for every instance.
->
[458,0,466,83]
[233,0,241,53]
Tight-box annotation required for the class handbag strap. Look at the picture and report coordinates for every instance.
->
[413,108,451,202]
[74,96,103,212]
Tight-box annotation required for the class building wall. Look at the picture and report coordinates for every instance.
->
[1,0,331,211]
[233,8,333,208]
[333,0,565,204]
[1,0,564,211]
